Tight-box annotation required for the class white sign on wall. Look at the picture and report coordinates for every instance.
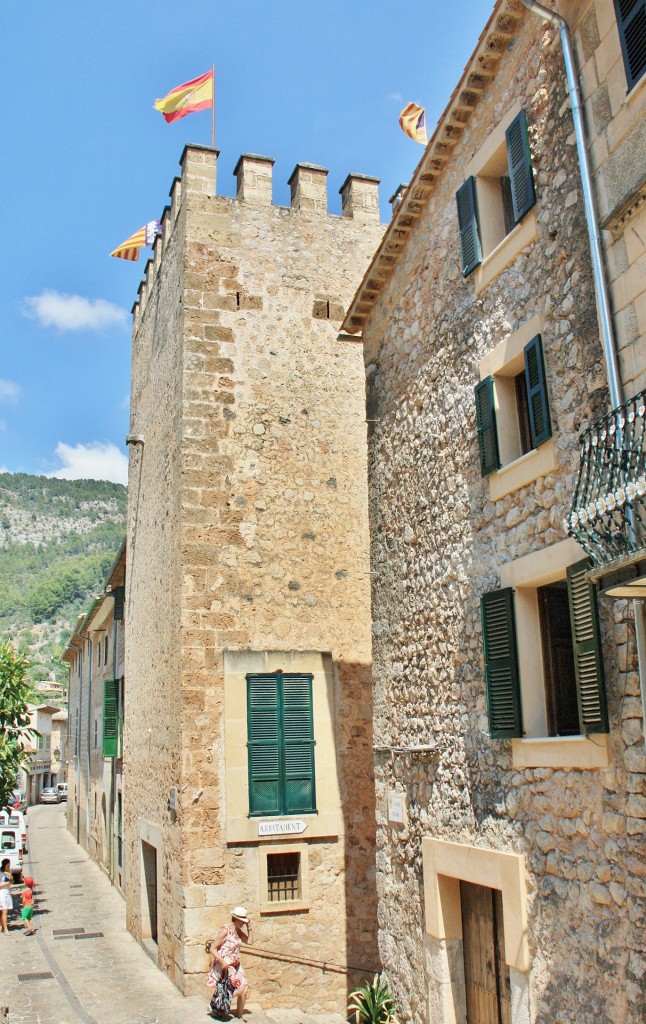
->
[387,792,405,825]
[258,819,308,837]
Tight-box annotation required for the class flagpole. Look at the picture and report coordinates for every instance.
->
[211,65,215,149]
[211,65,216,198]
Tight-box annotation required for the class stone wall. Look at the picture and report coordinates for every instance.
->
[360,11,645,1024]
[125,146,384,1011]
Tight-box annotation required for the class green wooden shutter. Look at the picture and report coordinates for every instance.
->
[103,679,119,758]
[566,560,609,733]
[456,177,482,277]
[481,589,523,738]
[282,674,315,814]
[505,110,536,224]
[113,586,125,622]
[523,334,552,448]
[614,0,646,90]
[475,377,501,477]
[247,675,281,815]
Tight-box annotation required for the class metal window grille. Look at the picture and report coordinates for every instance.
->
[267,852,300,902]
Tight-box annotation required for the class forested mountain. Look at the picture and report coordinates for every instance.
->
[0,473,126,690]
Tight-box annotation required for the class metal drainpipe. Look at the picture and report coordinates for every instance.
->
[521,0,623,409]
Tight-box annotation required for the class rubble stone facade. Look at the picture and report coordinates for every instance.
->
[346,3,646,1023]
[124,146,384,1010]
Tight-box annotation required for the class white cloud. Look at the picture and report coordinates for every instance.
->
[22,290,128,332]
[390,92,404,104]
[0,379,20,403]
[47,442,128,485]
[0,420,6,432]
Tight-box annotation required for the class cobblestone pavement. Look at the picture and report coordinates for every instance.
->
[0,806,344,1024]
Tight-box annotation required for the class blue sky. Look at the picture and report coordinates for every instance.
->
[0,0,494,484]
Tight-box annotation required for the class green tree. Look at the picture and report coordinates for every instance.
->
[0,641,35,806]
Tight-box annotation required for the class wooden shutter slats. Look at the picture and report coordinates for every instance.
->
[566,559,609,733]
[481,589,523,738]
[247,672,315,816]
[505,110,536,224]
[103,679,119,758]
[456,176,482,277]
[475,377,501,477]
[523,334,552,448]
[615,0,646,89]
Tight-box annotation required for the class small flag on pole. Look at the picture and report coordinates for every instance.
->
[110,221,161,262]
[154,69,214,124]
[399,102,427,145]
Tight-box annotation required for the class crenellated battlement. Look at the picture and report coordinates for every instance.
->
[132,145,381,323]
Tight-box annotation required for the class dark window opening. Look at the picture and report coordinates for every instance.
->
[538,581,580,736]
[267,852,301,902]
[514,371,533,457]
[500,175,515,237]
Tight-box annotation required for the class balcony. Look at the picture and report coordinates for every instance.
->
[565,389,646,596]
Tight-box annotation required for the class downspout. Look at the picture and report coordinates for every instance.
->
[521,0,622,408]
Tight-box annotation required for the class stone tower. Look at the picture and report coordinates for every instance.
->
[124,144,384,1011]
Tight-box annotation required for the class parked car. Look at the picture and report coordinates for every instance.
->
[56,782,68,801]
[39,787,60,804]
[0,809,27,852]
[0,825,24,880]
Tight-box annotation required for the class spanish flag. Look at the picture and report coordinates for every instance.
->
[154,70,214,124]
[110,222,160,261]
[399,102,427,145]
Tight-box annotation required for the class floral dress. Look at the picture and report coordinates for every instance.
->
[207,925,248,991]
[0,872,12,912]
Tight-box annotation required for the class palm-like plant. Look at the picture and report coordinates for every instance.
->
[347,974,400,1024]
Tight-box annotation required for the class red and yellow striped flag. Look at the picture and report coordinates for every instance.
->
[399,102,427,145]
[154,69,214,124]
[110,222,160,261]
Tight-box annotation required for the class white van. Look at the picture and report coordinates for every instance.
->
[0,810,27,853]
[56,782,68,801]
[0,825,23,881]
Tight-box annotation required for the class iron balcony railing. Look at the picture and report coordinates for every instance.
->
[565,388,646,567]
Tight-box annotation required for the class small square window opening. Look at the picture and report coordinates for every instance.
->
[267,852,301,903]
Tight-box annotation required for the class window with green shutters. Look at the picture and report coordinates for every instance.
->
[475,334,551,478]
[614,0,646,91]
[456,108,536,276]
[247,672,316,816]
[103,678,119,758]
[481,560,608,739]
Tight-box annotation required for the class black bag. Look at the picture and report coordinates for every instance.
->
[210,971,235,1017]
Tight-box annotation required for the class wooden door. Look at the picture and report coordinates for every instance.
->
[460,881,511,1024]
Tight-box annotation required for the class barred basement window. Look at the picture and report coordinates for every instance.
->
[267,852,301,903]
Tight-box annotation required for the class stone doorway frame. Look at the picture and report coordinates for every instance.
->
[421,838,530,1024]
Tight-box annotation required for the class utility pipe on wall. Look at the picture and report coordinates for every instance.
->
[521,0,623,408]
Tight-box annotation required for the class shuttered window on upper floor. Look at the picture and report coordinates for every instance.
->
[614,0,646,90]
[475,334,552,478]
[247,672,316,816]
[456,109,536,277]
[481,559,608,740]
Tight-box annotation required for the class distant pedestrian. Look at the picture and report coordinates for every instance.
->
[206,906,253,1019]
[0,859,12,935]
[20,876,36,936]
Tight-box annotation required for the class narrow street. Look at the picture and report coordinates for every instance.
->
[0,806,335,1024]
